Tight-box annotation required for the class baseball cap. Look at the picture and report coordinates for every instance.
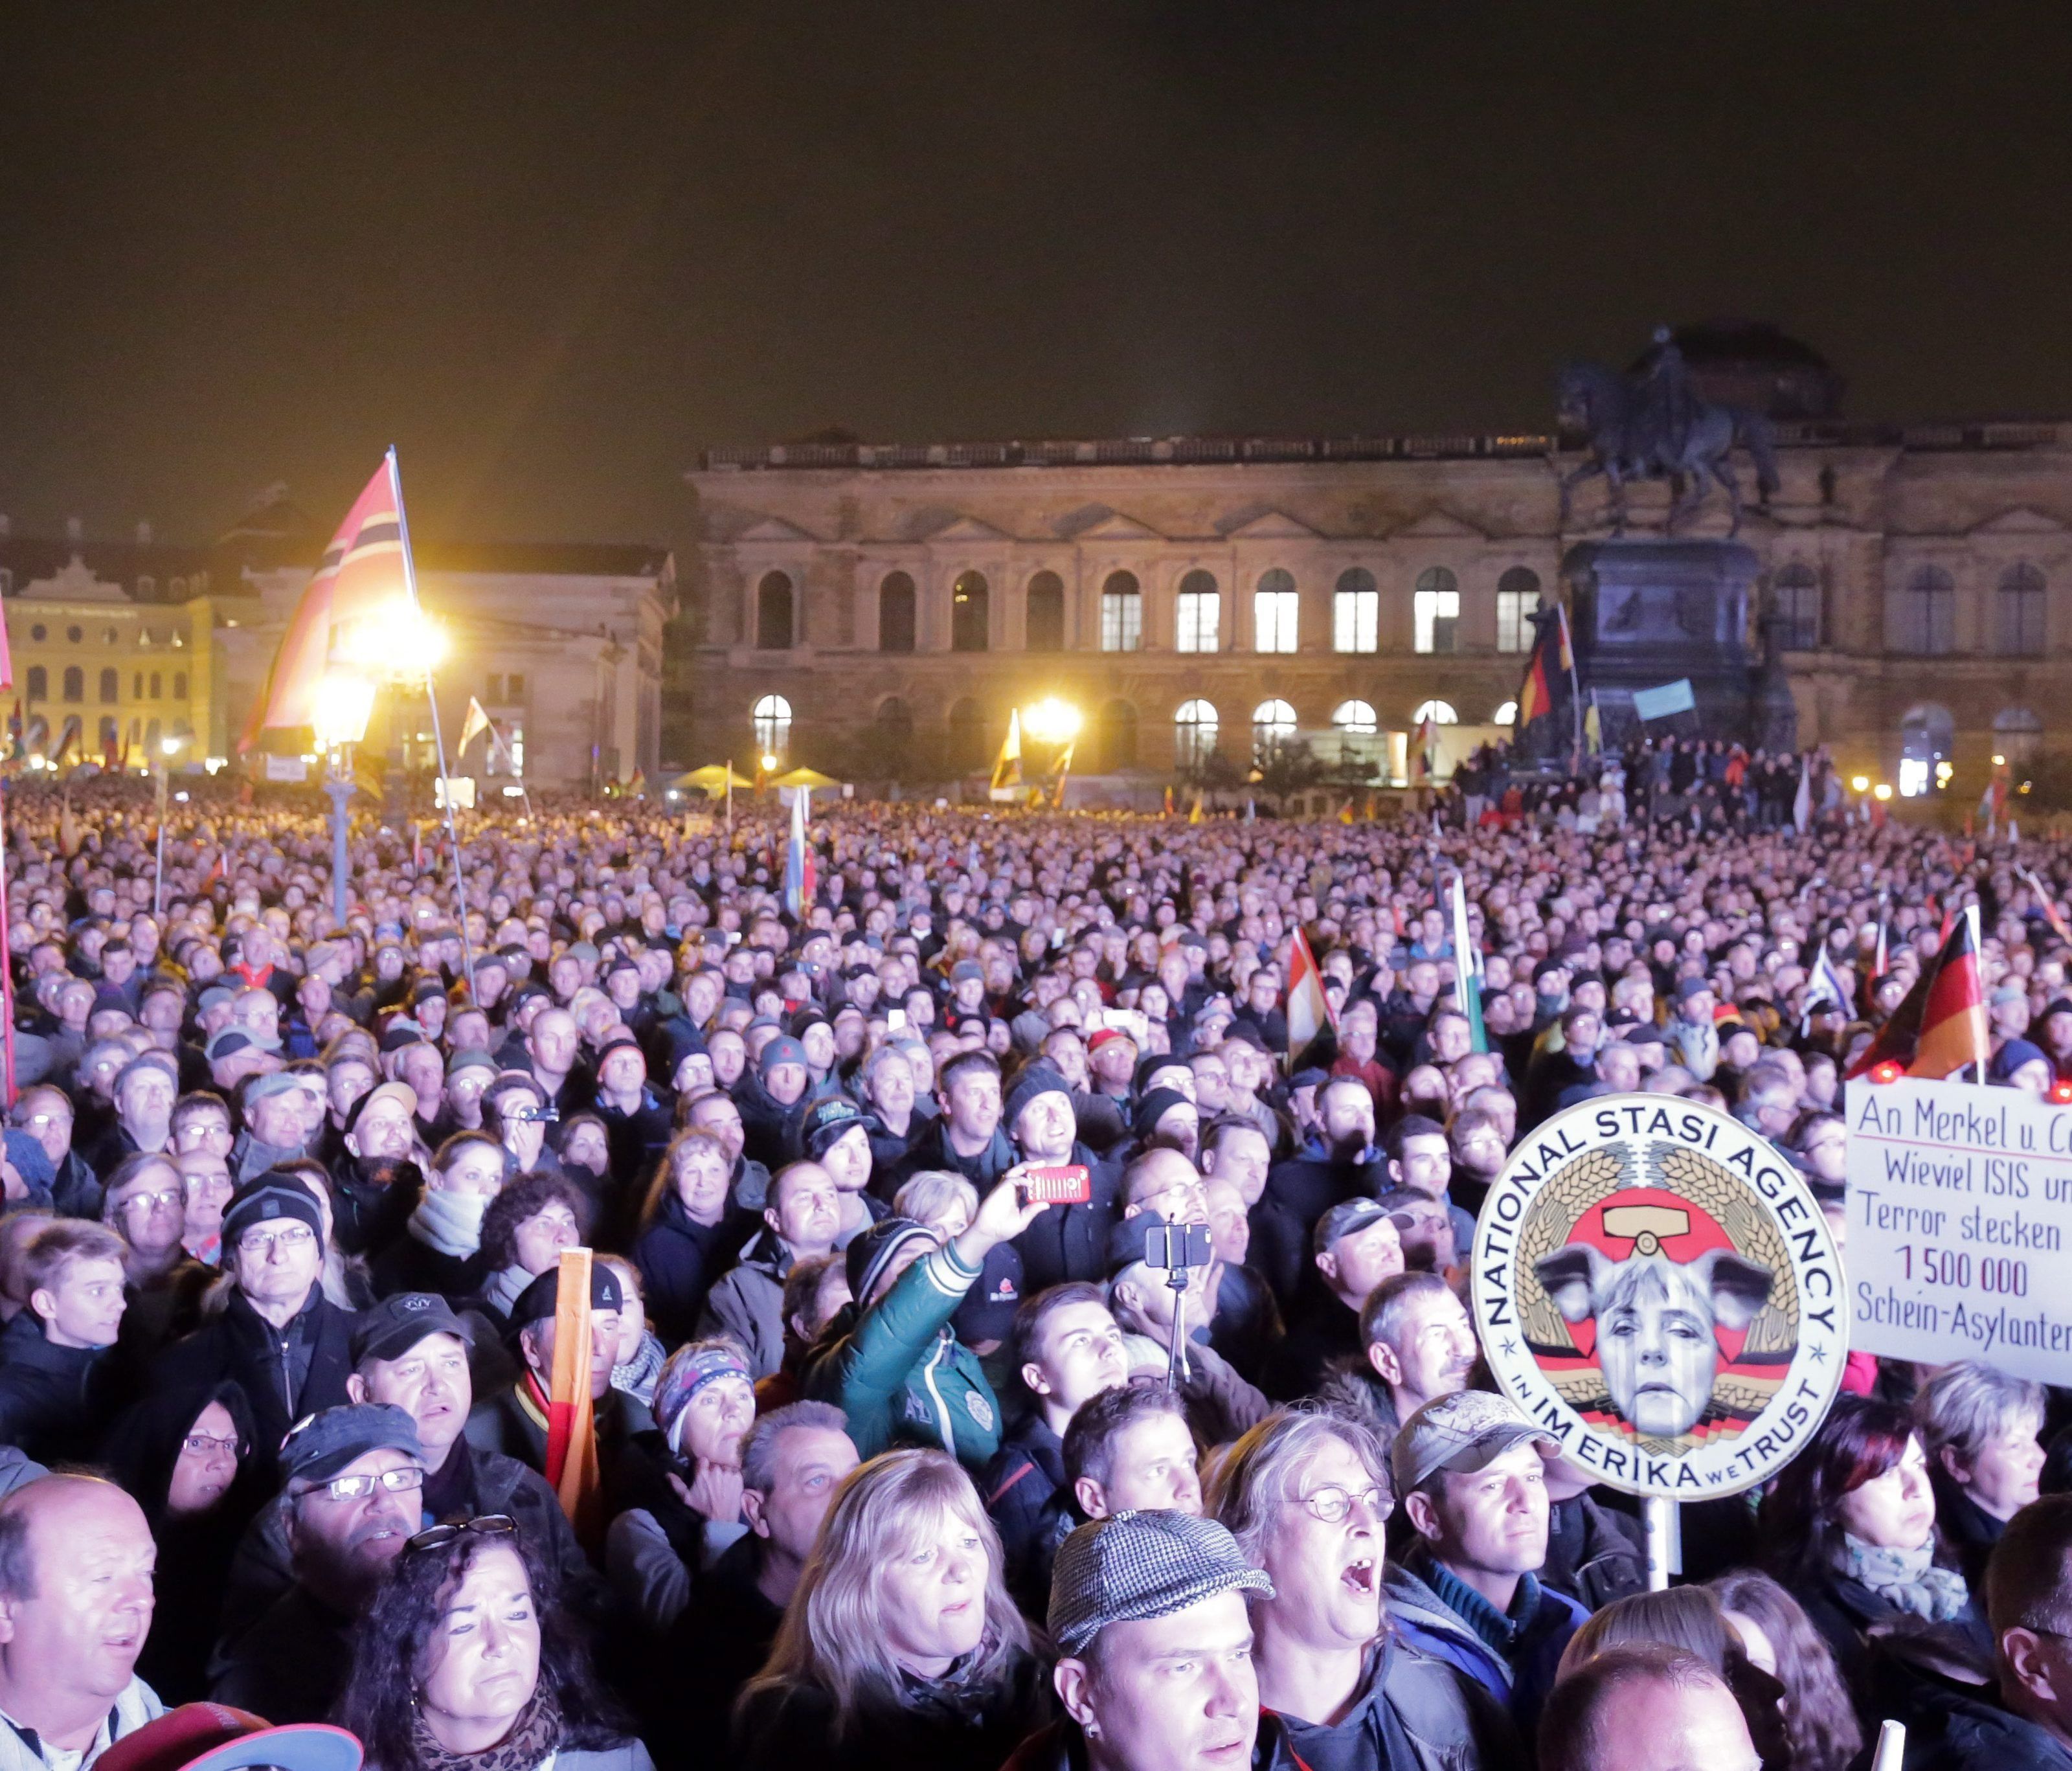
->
[1048,1511,1273,1655]
[1391,1390,1555,1496]
[220,1179,324,1247]
[242,1070,302,1106]
[801,1096,881,1158]
[204,1028,278,1061]
[344,1081,417,1135]
[1312,1197,1390,1258]
[1088,1026,1135,1054]
[350,1292,475,1366]
[447,1048,499,1078]
[279,1403,423,1489]
[949,959,985,984]
[93,1705,363,1771]
[1673,976,1715,1004]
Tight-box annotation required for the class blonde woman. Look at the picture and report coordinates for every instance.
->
[734,1449,1051,1771]
[634,1129,741,1345]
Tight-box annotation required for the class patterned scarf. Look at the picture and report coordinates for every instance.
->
[409,1687,560,1771]
[1836,1533,1972,1622]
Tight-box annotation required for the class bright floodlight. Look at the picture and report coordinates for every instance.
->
[311,671,376,751]
[1023,697,1082,744]
[1873,783,1893,801]
[160,736,181,757]
[761,752,779,771]
[1849,774,1870,793]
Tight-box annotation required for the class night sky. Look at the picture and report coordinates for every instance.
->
[3,4,2069,552]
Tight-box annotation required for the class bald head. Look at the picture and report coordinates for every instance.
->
[1540,1646,1757,1771]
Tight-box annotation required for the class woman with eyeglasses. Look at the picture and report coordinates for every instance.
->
[337,1515,649,1771]
[1207,1408,1515,1771]
[734,1449,1050,1771]
[103,1379,258,1702]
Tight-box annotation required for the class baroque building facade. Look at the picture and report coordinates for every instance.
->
[679,333,2072,799]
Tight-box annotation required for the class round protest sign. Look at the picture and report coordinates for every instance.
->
[1470,1094,1846,1498]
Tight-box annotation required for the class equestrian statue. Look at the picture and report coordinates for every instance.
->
[1556,328,1780,537]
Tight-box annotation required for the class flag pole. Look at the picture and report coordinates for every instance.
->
[387,446,477,999]
[725,759,734,833]
[0,783,15,1107]
[1969,901,1987,1087]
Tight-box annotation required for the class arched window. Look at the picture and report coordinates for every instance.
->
[172,673,186,701]
[1254,569,1298,653]
[1100,572,1142,653]
[875,697,914,747]
[878,572,916,653]
[1095,699,1138,771]
[25,666,45,702]
[1174,699,1219,768]
[1252,699,1298,756]
[1026,571,1065,652]
[1773,563,1823,651]
[1899,566,1955,655]
[148,673,161,700]
[1899,703,1955,797]
[62,667,82,703]
[951,570,990,653]
[1998,563,2046,657]
[1176,570,1220,653]
[751,694,793,759]
[756,571,795,651]
[1331,699,1379,734]
[98,669,117,704]
[1413,567,1459,654]
[1412,699,1459,725]
[947,698,988,773]
[1333,569,1378,654]
[1492,700,1518,727]
[1496,567,1540,653]
[1995,706,2044,765]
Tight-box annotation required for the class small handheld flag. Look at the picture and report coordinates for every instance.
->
[784,787,816,918]
[1286,927,1336,1063]
[1908,904,1988,1082]
[458,697,491,754]
[991,710,1023,793]
[1448,872,1486,1054]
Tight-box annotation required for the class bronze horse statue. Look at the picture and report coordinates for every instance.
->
[1556,352,1780,537]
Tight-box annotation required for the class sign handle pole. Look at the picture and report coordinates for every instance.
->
[1643,1495,1676,1591]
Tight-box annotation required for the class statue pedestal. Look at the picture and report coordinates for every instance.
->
[1560,540,1794,751]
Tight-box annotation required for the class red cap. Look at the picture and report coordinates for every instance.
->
[95,1707,363,1771]
[1088,1027,1134,1052]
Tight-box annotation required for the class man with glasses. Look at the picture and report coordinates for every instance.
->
[1206,1408,1507,1771]
[1384,1390,1586,1741]
[8,1085,100,1220]
[154,1178,357,1489]
[209,1404,424,1722]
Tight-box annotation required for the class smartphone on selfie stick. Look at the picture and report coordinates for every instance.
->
[1143,1221,1213,1392]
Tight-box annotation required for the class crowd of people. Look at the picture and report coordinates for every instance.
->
[3,761,2072,1771]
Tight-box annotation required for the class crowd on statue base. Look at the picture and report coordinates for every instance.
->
[5,773,2072,1771]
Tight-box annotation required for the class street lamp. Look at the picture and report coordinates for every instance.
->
[151,732,188,917]
[1022,698,1082,745]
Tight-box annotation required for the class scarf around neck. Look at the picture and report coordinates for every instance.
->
[1836,1533,1972,1621]
[481,1263,532,1318]
[409,1687,560,1771]
[410,1185,489,1259]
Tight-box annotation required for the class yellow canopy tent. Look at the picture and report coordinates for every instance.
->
[671,764,754,793]
[771,766,842,790]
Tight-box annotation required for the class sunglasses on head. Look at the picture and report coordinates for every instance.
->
[405,1513,519,1555]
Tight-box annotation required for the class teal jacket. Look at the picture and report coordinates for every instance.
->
[804,1241,1002,1469]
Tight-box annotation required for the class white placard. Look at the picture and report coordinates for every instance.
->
[1845,1075,2072,1381]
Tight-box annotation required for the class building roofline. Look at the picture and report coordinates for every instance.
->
[693,420,2072,475]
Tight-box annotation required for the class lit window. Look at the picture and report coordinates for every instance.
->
[1101,572,1142,653]
[1492,700,1518,726]
[1174,699,1219,767]
[752,694,793,758]
[1412,699,1459,725]
[1175,570,1220,653]
[1252,698,1298,755]
[1496,567,1539,653]
[1333,569,1378,654]
[1413,567,1459,654]
[1332,699,1378,734]
[1254,570,1298,653]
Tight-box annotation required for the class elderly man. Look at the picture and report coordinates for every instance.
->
[1265,1198,1403,1401]
[228,1072,308,1182]
[153,1177,357,1487]
[0,1475,163,1770]
[84,1059,178,1179]
[208,1404,424,1722]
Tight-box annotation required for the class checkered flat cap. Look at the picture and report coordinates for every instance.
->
[1048,1509,1272,1654]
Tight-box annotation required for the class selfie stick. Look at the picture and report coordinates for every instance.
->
[1164,1261,1193,1392]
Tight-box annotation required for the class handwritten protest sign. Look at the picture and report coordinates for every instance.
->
[1845,1075,2072,1381]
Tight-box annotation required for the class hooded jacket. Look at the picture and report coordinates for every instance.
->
[804,1239,1001,1470]
[696,1226,794,1379]
[635,1193,751,1347]
[1382,1550,1588,1739]
[1256,1634,1520,1771]
[0,1309,115,1465]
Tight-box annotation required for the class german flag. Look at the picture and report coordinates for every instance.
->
[1845,954,1930,1079]
[1515,606,1571,730]
[1909,905,1988,1081]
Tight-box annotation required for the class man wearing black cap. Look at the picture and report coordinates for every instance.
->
[1002,1064,1121,1292]
[799,1097,888,1245]
[1263,1198,1403,1401]
[153,1177,357,1488]
[466,1261,649,1495]
[209,1403,425,1722]
[591,1034,672,1193]
[1003,1510,1272,1771]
